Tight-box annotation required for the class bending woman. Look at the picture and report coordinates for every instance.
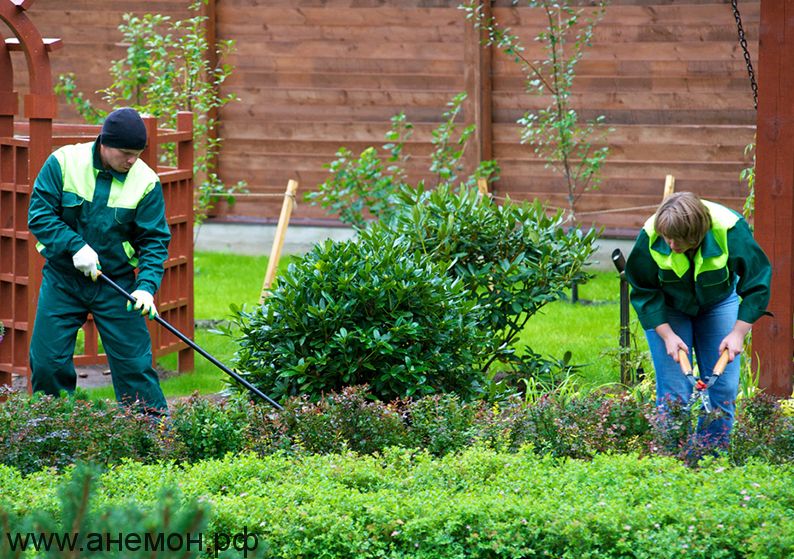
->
[625,192,771,447]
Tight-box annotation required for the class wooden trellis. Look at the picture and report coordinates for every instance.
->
[0,0,195,392]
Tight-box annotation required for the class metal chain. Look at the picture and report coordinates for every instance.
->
[731,0,758,109]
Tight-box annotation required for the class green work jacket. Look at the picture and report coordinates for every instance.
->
[625,201,771,330]
[28,140,171,295]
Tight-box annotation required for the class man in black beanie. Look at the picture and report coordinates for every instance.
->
[27,107,171,414]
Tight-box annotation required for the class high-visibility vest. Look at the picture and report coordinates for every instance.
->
[54,141,159,208]
[642,201,741,280]
[37,142,160,267]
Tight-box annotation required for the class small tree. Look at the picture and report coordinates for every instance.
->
[740,140,756,220]
[55,0,245,230]
[462,0,610,222]
[307,92,499,227]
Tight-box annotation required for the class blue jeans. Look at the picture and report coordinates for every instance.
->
[645,291,741,448]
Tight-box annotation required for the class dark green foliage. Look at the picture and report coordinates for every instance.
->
[369,184,598,372]
[729,392,794,465]
[515,392,654,459]
[402,394,478,456]
[233,229,488,402]
[1,390,791,473]
[0,390,159,474]
[249,385,408,455]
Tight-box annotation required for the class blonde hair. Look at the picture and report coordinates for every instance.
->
[654,192,711,248]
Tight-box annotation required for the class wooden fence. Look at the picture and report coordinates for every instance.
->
[17,0,759,235]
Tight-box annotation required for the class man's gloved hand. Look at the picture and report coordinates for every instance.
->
[127,290,158,319]
[72,244,101,281]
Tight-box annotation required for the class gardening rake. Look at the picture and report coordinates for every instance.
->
[99,273,283,410]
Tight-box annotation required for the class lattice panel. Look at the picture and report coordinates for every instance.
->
[0,140,31,387]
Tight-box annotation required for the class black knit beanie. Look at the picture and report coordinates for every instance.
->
[100,108,147,150]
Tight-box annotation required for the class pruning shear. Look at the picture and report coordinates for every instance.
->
[678,348,730,414]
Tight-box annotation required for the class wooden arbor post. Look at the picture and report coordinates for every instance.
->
[753,0,794,397]
[0,0,60,390]
[463,0,493,185]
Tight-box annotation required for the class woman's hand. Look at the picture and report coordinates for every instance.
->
[719,320,753,361]
[655,323,688,362]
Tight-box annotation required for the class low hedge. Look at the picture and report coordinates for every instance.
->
[2,387,794,475]
[1,449,793,558]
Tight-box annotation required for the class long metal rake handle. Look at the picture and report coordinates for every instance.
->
[98,273,283,410]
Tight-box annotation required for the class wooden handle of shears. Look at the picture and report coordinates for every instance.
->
[713,349,730,376]
[677,349,692,373]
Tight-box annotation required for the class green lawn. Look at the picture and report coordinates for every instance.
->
[88,252,296,401]
[87,253,647,400]
[516,270,648,388]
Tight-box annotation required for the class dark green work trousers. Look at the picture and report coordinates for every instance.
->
[30,266,167,413]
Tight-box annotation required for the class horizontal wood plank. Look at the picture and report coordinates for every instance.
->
[15,0,760,233]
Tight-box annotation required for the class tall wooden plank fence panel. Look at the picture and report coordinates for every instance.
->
[17,0,759,235]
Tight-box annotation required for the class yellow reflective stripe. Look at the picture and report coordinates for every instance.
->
[654,250,689,278]
[693,201,738,279]
[694,227,728,279]
[55,143,97,202]
[35,241,45,253]
[645,202,741,280]
[122,241,139,267]
[56,141,159,209]
[702,200,741,230]
[642,215,690,278]
[108,160,158,209]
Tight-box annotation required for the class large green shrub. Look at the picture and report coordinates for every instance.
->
[368,184,598,375]
[233,229,488,402]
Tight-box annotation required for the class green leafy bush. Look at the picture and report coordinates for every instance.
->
[0,390,159,474]
[2,450,793,559]
[233,229,488,402]
[368,184,598,376]
[249,385,408,456]
[165,394,249,463]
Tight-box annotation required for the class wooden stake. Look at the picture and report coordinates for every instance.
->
[477,177,489,197]
[663,174,676,199]
[259,180,299,303]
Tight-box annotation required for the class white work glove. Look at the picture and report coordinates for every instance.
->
[127,289,158,320]
[72,244,101,281]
